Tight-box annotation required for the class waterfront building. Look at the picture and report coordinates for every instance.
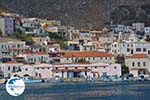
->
[125,54,150,77]
[0,61,23,78]
[11,64,53,79]
[52,63,121,78]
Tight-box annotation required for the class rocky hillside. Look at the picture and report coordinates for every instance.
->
[1,0,150,29]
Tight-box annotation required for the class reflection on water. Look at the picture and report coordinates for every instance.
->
[0,81,150,100]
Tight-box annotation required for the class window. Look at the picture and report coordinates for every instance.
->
[65,67,68,69]
[136,48,141,52]
[66,58,69,60]
[25,68,28,71]
[75,67,78,69]
[114,66,117,69]
[138,62,140,67]
[8,66,10,70]
[143,48,146,52]
[84,47,86,51]
[90,47,92,50]
[127,48,130,52]
[17,44,20,48]
[148,51,150,54]
[95,66,97,69]
[103,66,106,69]
[93,57,95,60]
[143,62,146,66]
[85,67,87,69]
[132,62,135,66]
[85,72,87,75]
[13,66,15,72]
[35,73,38,76]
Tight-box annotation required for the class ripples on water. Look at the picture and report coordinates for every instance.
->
[0,81,150,100]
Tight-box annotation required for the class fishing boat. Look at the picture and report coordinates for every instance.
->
[23,77,42,83]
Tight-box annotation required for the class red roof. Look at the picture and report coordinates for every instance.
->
[23,51,47,55]
[127,54,147,58]
[63,51,113,57]
[48,52,64,55]
[4,61,21,64]
[130,67,147,70]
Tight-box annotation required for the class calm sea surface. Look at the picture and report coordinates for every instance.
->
[0,81,150,100]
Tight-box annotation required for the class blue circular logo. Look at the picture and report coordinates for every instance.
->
[6,77,25,96]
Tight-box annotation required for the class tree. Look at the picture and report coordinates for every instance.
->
[49,32,67,49]
[122,64,129,75]
[10,29,32,41]
[75,58,89,63]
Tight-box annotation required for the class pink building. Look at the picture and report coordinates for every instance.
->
[11,62,121,79]
[53,63,121,78]
[12,64,53,79]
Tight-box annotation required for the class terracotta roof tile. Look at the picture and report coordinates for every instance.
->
[63,51,113,57]
[23,51,47,55]
[127,54,147,58]
[4,61,22,64]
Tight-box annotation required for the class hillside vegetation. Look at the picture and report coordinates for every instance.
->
[1,0,150,29]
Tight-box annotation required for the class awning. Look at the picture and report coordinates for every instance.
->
[52,68,90,72]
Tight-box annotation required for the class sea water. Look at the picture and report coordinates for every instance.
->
[0,81,150,100]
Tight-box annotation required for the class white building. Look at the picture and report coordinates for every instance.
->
[125,54,150,77]
[132,23,145,32]
[79,42,96,51]
[22,18,43,34]
[0,62,23,77]
[0,17,14,36]
[0,37,26,57]
[111,41,150,56]
[111,34,150,56]
[20,52,49,64]
[11,64,53,79]
[111,24,132,33]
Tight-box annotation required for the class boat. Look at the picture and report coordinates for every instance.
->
[0,79,6,84]
[23,77,42,83]
[44,78,63,83]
